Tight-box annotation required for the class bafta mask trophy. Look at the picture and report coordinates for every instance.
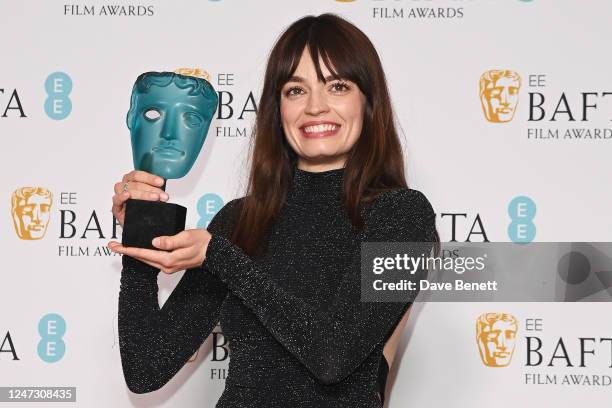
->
[121,68,218,250]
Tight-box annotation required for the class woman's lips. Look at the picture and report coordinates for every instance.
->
[300,125,341,138]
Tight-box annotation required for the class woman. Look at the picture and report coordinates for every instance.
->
[109,13,438,407]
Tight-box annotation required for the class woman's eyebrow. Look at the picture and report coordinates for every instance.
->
[286,74,343,83]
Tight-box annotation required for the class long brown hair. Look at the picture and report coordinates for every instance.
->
[232,13,410,257]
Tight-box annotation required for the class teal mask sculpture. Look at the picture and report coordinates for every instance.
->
[121,69,217,251]
[126,70,218,180]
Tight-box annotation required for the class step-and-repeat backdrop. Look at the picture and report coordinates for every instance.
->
[2,0,611,406]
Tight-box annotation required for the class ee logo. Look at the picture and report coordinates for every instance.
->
[197,193,224,228]
[37,313,66,363]
[508,196,536,243]
[44,72,72,120]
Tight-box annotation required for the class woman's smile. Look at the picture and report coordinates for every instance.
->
[300,121,341,138]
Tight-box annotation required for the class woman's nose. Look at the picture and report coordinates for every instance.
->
[305,88,329,116]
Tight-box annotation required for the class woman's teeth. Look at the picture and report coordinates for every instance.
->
[303,124,339,133]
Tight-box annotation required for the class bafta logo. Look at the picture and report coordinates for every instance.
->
[479,70,522,123]
[476,312,518,367]
[11,187,53,240]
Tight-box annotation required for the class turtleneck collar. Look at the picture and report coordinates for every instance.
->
[289,164,345,199]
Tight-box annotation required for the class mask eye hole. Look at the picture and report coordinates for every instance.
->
[144,108,161,121]
[183,112,203,127]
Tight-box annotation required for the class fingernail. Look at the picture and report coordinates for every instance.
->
[155,177,164,186]
[161,193,169,201]
[152,237,160,247]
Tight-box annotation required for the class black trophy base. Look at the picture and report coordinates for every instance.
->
[121,198,187,249]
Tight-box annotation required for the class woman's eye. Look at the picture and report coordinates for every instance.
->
[331,82,350,92]
[184,112,203,127]
[143,108,161,121]
[285,87,304,97]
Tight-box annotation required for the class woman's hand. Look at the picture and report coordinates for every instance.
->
[108,229,212,274]
[112,170,169,227]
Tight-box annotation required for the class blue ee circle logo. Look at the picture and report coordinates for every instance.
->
[197,193,224,228]
[44,72,72,120]
[507,195,536,243]
[37,313,66,363]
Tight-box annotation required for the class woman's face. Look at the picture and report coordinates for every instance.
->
[280,48,367,172]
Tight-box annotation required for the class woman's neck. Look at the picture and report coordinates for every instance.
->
[296,156,347,173]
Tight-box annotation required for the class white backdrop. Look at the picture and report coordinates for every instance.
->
[2,0,611,406]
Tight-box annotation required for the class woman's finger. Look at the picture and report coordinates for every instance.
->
[113,182,124,195]
[127,181,169,201]
[113,181,169,201]
[111,192,129,225]
[109,240,195,272]
[122,170,165,187]
[114,181,157,194]
[126,189,163,201]
[109,243,173,267]
[111,191,130,213]
[152,231,193,251]
[129,181,166,193]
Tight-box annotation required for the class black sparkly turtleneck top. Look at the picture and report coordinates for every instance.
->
[118,165,436,407]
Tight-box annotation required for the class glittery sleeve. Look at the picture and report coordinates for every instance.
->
[205,189,437,385]
[118,199,240,394]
